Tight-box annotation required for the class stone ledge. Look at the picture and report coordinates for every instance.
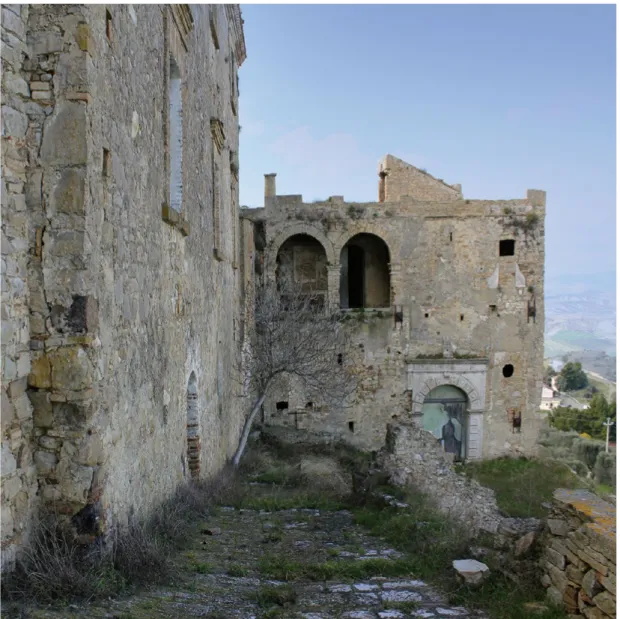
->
[162,203,190,237]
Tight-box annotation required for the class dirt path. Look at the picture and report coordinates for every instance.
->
[10,482,488,619]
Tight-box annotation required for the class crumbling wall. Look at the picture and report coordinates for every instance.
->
[248,179,545,458]
[379,422,503,533]
[379,154,462,202]
[541,489,616,618]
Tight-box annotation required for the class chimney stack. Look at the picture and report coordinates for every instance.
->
[264,173,277,199]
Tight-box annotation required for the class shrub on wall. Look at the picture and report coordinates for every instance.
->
[571,437,606,471]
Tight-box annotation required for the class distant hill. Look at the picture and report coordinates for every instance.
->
[544,271,616,364]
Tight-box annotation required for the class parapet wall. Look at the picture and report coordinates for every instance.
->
[541,489,616,618]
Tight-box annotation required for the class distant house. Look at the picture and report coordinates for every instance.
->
[541,385,562,410]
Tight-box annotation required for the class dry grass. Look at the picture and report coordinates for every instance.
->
[2,470,242,606]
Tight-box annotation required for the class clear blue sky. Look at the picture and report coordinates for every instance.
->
[238,4,616,280]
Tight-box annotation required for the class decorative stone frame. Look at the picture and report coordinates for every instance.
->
[161,6,192,236]
[407,358,489,459]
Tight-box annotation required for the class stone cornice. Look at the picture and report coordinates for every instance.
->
[226,5,246,66]
[406,357,489,366]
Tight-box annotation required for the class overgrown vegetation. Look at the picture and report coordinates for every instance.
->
[2,473,237,605]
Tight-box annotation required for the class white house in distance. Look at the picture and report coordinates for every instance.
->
[541,385,562,411]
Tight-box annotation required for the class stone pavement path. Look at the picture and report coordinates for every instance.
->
[14,489,488,619]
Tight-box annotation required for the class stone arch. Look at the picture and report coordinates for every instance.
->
[333,225,395,263]
[339,232,391,309]
[268,224,336,267]
[275,233,328,302]
[186,372,200,479]
[412,374,482,415]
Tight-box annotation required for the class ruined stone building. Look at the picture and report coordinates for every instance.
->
[243,155,546,460]
[1,4,249,568]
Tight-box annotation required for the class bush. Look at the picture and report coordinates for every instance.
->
[594,451,616,487]
[571,437,606,470]
[537,428,580,450]
[561,459,589,478]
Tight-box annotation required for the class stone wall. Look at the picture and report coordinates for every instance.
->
[1,4,247,569]
[244,155,546,459]
[541,489,616,618]
[1,2,39,570]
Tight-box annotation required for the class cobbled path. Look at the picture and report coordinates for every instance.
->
[11,490,488,619]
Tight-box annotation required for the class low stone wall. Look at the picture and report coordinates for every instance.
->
[541,489,616,618]
[378,423,503,534]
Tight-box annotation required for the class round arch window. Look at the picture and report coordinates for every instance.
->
[502,364,514,378]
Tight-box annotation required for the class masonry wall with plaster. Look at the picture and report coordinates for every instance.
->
[243,154,546,460]
[1,4,248,569]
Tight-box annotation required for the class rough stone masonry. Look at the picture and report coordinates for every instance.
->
[1,4,249,570]
[243,154,546,460]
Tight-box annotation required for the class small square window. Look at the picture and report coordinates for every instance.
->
[499,239,515,256]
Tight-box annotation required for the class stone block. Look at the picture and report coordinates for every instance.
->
[13,393,32,420]
[582,606,611,619]
[40,102,87,165]
[576,548,610,576]
[7,376,27,401]
[597,571,616,595]
[546,585,563,607]
[583,569,605,599]
[1,389,15,429]
[75,23,94,53]
[452,559,490,585]
[30,31,64,54]
[3,71,29,97]
[1,442,17,476]
[32,91,52,101]
[34,450,57,475]
[1,7,25,38]
[544,546,566,570]
[548,518,569,536]
[29,390,53,427]
[2,105,28,138]
[514,530,536,557]
[28,353,51,389]
[49,346,93,391]
[565,563,586,586]
[592,590,615,616]
[48,230,85,257]
[2,475,22,501]
[51,168,85,215]
[56,461,93,504]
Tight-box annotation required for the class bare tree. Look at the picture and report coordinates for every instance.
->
[232,282,357,466]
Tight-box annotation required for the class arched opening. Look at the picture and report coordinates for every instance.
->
[340,233,390,309]
[421,385,468,462]
[276,234,328,306]
[186,372,200,479]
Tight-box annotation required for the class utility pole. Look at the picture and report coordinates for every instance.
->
[603,417,615,453]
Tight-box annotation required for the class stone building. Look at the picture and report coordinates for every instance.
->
[243,154,546,460]
[1,4,248,569]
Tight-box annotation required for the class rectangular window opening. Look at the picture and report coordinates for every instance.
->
[348,421,355,433]
[499,239,515,256]
[337,353,343,365]
[276,401,289,411]
[449,232,453,242]
[305,402,313,409]
[102,148,111,177]
[460,314,464,321]
[106,9,112,40]
[168,56,182,212]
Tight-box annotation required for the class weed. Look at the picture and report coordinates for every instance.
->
[227,564,249,577]
[255,584,297,607]
[382,600,420,612]
[191,561,214,574]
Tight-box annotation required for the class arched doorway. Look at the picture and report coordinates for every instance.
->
[186,372,200,479]
[276,234,328,305]
[340,233,390,309]
[421,385,468,462]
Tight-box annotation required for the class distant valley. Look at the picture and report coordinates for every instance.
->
[544,271,616,381]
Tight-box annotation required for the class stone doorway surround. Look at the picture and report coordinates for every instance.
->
[406,358,489,460]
